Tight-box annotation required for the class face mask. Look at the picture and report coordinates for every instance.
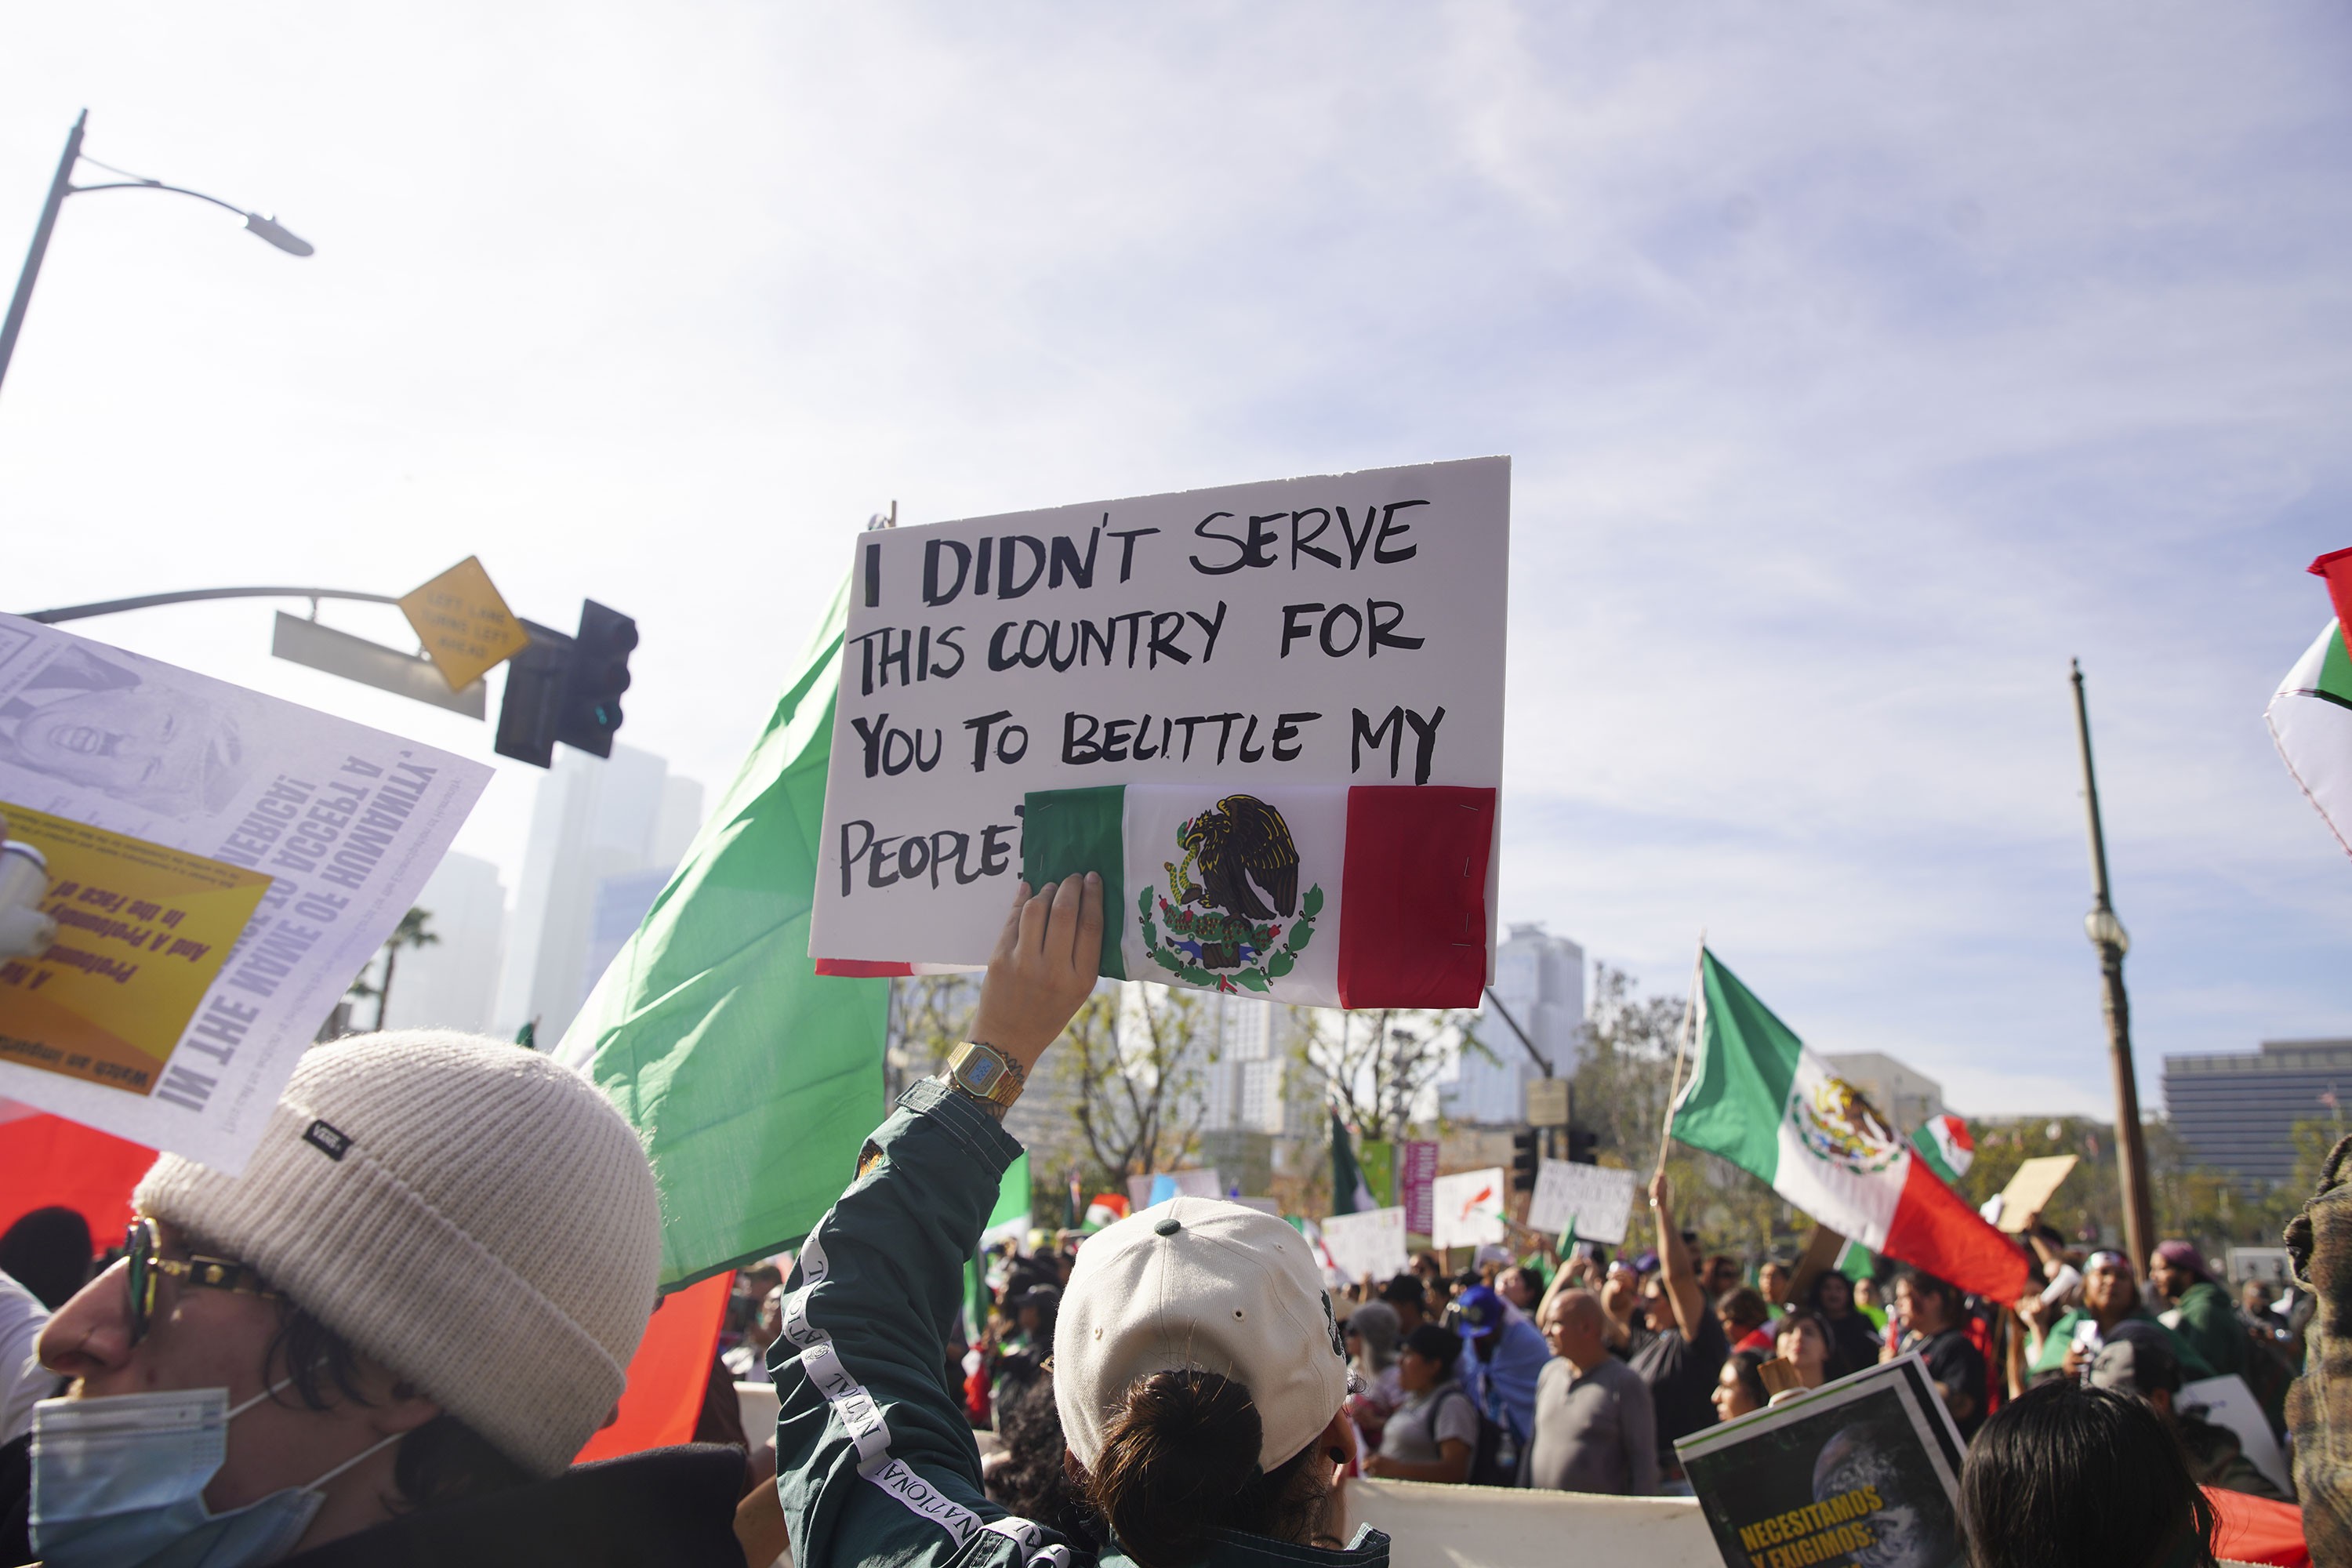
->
[31,1381,401,1568]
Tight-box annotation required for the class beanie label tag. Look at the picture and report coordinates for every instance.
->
[303,1120,353,1161]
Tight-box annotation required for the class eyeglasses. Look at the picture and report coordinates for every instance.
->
[124,1216,281,1346]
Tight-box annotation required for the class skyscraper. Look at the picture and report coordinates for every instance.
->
[495,744,703,1046]
[1443,922,1585,1125]
[377,851,506,1035]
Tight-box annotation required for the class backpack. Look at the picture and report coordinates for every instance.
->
[1436,1383,1523,1487]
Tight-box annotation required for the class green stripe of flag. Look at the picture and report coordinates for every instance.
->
[1021,785,1127,980]
[1668,949,1805,1181]
[2321,622,2352,710]
[558,579,889,1290]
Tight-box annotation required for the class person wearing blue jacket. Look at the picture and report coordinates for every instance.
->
[1452,1284,1548,1468]
[769,874,1389,1568]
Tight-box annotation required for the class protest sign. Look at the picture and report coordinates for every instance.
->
[1526,1160,1637,1244]
[1432,1166,1506,1250]
[0,615,489,1172]
[1675,1354,1965,1568]
[1992,1154,2076,1232]
[1322,1206,1408,1283]
[2182,1374,2292,1495]
[2227,1246,2292,1289]
[809,459,1511,1007]
[0,806,271,1095]
[1400,1139,1439,1236]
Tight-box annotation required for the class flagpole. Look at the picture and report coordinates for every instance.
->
[1656,931,1706,1174]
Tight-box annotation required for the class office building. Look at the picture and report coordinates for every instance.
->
[1820,1052,1945,1138]
[379,851,506,1035]
[1443,923,1584,1125]
[2165,1038,2352,1182]
[495,744,703,1047]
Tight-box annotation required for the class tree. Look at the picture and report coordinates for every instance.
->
[1064,982,1214,1190]
[1301,1006,1484,1144]
[344,906,439,1031]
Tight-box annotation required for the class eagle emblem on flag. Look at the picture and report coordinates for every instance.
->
[1140,793,1322,993]
[1794,1076,1904,1174]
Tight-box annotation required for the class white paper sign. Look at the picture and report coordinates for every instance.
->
[1431,1166,1507,1250]
[1322,1206,1408,1283]
[1526,1160,1638,1244]
[2181,1374,2292,1494]
[809,459,1511,971]
[0,615,489,1172]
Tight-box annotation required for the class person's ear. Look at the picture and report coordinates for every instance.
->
[372,1378,444,1439]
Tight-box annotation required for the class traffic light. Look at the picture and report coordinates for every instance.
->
[1567,1126,1599,1165]
[554,600,637,758]
[493,620,573,768]
[1510,1127,1541,1193]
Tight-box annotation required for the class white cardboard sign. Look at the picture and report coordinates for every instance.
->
[0,615,488,1172]
[809,459,1510,969]
[1526,1160,1638,1245]
[1322,1206,1409,1283]
[1431,1166,1507,1250]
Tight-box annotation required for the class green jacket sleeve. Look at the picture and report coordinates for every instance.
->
[2170,1281,2246,1380]
[772,1078,1074,1568]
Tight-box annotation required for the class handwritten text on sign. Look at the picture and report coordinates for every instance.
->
[810,459,1509,967]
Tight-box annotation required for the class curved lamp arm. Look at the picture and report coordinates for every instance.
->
[69,178,314,256]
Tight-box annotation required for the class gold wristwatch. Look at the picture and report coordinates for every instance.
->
[945,1040,1025,1111]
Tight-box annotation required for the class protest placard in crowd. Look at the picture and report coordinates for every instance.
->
[0,615,489,1172]
[1322,1205,1409,1283]
[1401,1139,1439,1236]
[1432,1166,1506,1250]
[1675,1354,1965,1568]
[1526,1159,1637,1243]
[810,459,1510,1007]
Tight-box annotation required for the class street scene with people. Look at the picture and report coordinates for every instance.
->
[2,9,2350,1568]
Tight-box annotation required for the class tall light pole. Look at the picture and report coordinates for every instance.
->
[2071,659,2154,1266]
[1,109,313,399]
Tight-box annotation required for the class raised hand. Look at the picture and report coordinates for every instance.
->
[967,873,1103,1073]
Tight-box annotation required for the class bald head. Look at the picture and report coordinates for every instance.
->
[1541,1287,1610,1372]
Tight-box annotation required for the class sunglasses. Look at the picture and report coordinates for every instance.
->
[124,1216,281,1346]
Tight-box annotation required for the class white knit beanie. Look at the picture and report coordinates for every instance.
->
[135,1030,662,1476]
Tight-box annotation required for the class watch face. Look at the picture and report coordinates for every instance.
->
[958,1051,1004,1093]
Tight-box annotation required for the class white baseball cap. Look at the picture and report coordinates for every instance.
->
[1054,1196,1351,1472]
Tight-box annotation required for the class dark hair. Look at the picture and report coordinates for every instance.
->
[987,1355,1095,1548]
[1772,1309,1852,1381]
[271,1303,532,1510]
[1403,1323,1464,1370]
[1377,1275,1426,1309]
[1726,1350,1769,1411]
[1898,1268,1963,1316]
[1716,1287,1771,1331]
[0,1206,93,1310]
[1962,1381,2214,1568]
[1807,1270,1852,1311]
[1086,1370,1334,1568]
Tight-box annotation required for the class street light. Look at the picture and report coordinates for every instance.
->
[0,109,313,398]
[2071,658,2154,1269]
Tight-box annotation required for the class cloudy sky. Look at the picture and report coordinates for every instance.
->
[5,4,2347,1117]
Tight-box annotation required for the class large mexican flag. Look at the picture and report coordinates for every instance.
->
[1018,782,1496,1008]
[1669,949,2027,1302]
[2267,548,2352,860]
[558,582,890,1290]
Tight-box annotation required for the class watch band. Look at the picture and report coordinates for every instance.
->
[945,1040,1025,1110]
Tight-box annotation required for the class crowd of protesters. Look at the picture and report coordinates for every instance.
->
[0,869,2340,1568]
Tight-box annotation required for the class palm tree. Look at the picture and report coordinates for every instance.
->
[372,906,440,1030]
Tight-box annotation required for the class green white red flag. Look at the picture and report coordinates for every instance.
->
[1910,1113,1975,1187]
[1668,949,2027,1302]
[1014,782,1496,1007]
[2267,547,2352,860]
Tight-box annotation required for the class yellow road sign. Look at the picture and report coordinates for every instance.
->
[398,557,530,692]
